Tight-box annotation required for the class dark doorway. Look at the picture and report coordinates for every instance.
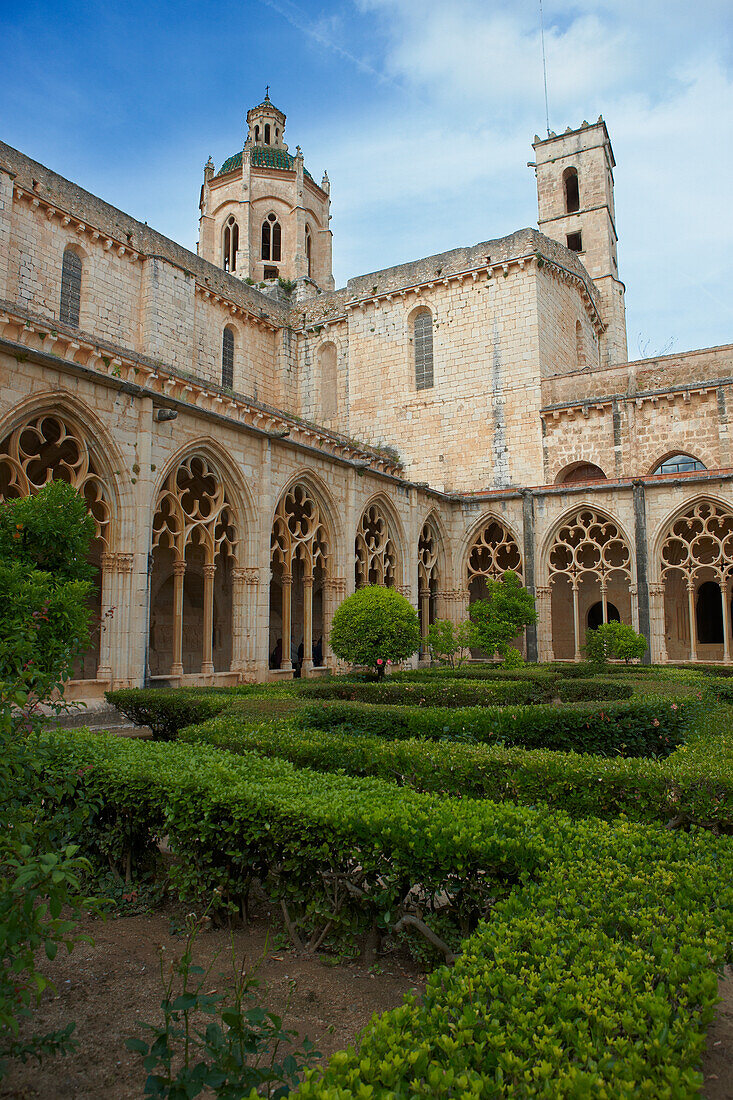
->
[696,581,724,644]
[587,601,620,631]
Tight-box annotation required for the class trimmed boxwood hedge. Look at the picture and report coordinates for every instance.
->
[179,717,733,831]
[43,729,733,1099]
[105,688,232,739]
[298,698,693,757]
[296,677,633,707]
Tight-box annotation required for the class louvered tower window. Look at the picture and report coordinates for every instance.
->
[222,327,234,389]
[60,248,82,327]
[413,310,434,390]
[261,213,281,262]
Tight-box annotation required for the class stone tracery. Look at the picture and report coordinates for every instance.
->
[0,412,113,680]
[355,503,398,588]
[659,499,733,661]
[418,518,441,654]
[548,508,632,660]
[150,455,239,678]
[270,483,330,672]
[466,518,522,597]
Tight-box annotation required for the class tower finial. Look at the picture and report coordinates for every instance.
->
[265,84,270,100]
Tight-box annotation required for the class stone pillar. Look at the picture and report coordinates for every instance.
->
[722,579,731,664]
[96,553,116,681]
[571,581,581,661]
[230,567,247,674]
[301,574,314,676]
[521,490,538,662]
[632,480,652,664]
[648,582,668,664]
[629,582,640,633]
[201,563,216,675]
[535,586,554,663]
[280,571,293,671]
[171,560,186,677]
[323,577,345,669]
[419,587,430,658]
[687,579,698,662]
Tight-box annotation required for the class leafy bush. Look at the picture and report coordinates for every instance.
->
[296,678,553,707]
[329,586,420,672]
[584,621,648,665]
[425,619,472,668]
[41,729,733,1100]
[556,679,633,702]
[468,570,536,660]
[106,689,233,740]
[179,717,733,831]
[298,697,693,757]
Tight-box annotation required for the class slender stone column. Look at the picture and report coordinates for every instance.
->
[632,480,652,664]
[323,577,345,668]
[721,579,731,664]
[301,574,314,676]
[96,553,116,681]
[647,582,668,664]
[571,580,581,661]
[280,571,293,671]
[419,587,430,657]
[243,568,260,675]
[171,560,186,677]
[687,580,698,662]
[521,490,538,663]
[600,581,608,625]
[201,563,216,675]
[535,586,554,662]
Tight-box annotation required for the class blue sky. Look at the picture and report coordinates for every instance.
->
[1,0,731,358]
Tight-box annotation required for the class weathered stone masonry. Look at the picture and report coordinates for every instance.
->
[1,102,732,694]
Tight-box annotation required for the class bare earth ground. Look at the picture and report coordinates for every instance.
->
[0,906,425,1100]
[2,908,730,1099]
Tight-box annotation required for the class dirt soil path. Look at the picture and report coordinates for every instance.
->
[0,906,424,1099]
[2,909,730,1098]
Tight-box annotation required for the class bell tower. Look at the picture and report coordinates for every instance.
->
[533,117,627,365]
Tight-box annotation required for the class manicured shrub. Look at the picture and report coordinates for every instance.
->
[180,717,733,832]
[42,729,733,1100]
[298,697,693,757]
[296,678,553,707]
[584,621,648,665]
[556,679,633,702]
[106,689,232,740]
[329,585,420,673]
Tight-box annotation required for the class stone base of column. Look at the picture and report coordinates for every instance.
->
[170,663,183,677]
[201,662,214,676]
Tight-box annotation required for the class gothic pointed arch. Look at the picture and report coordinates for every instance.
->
[417,512,446,655]
[269,479,333,673]
[355,495,404,591]
[149,450,244,680]
[657,496,733,662]
[0,404,119,681]
[545,504,633,661]
[464,513,523,600]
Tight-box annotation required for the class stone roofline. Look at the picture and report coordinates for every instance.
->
[211,150,327,198]
[0,140,289,329]
[532,116,615,168]
[0,299,405,480]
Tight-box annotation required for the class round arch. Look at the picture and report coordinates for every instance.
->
[647,451,708,477]
[555,460,607,485]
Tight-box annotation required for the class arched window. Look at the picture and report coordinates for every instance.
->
[222,216,239,273]
[222,326,235,389]
[587,601,620,630]
[60,248,82,327]
[413,310,434,390]
[261,213,281,262]
[305,225,312,278]
[563,167,580,213]
[556,462,607,485]
[696,581,724,644]
[264,123,271,145]
[255,125,260,142]
[653,454,706,476]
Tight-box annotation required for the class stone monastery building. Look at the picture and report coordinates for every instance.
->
[1,93,732,694]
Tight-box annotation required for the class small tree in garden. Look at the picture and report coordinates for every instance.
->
[468,570,537,663]
[584,620,647,665]
[426,619,473,668]
[0,481,98,1077]
[330,585,421,676]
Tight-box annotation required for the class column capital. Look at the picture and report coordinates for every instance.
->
[101,551,134,574]
[303,574,314,589]
[397,584,412,598]
[648,582,665,597]
[535,585,552,601]
[203,563,217,580]
[281,571,293,585]
[173,559,186,577]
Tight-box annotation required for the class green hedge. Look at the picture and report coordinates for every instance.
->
[180,717,733,831]
[105,689,233,739]
[556,679,633,702]
[44,729,733,1098]
[296,678,554,706]
[298,698,692,758]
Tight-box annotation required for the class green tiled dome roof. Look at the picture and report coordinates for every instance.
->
[217,146,313,180]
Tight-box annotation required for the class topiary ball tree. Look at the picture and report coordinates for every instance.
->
[329,585,421,676]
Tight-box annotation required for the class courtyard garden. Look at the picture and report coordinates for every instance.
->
[1,486,732,1097]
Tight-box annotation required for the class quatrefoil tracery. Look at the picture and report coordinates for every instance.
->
[549,509,631,587]
[0,413,112,545]
[271,484,329,576]
[355,503,397,587]
[466,518,522,586]
[661,500,733,585]
[152,455,238,565]
[418,520,440,592]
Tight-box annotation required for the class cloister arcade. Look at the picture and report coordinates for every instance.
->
[2,401,733,684]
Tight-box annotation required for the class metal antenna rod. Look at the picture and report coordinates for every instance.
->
[539,0,550,136]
